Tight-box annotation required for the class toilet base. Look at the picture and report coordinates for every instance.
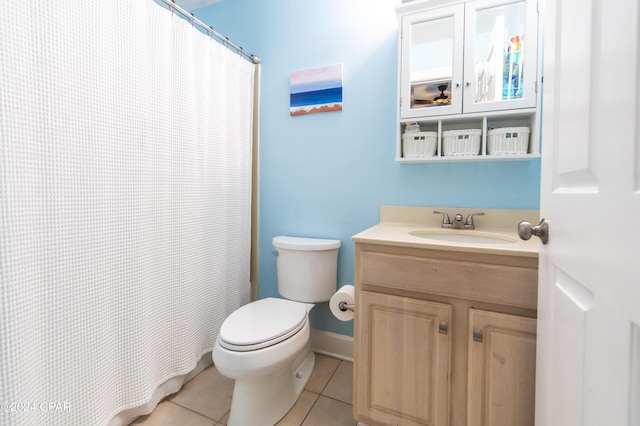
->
[227,347,315,426]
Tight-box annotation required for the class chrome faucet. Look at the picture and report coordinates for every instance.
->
[452,213,465,229]
[464,212,485,229]
[433,211,452,228]
[433,211,485,229]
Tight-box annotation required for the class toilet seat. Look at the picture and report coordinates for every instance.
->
[218,298,308,352]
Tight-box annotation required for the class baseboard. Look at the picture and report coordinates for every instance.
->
[310,328,353,362]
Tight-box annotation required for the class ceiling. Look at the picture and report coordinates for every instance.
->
[173,0,222,12]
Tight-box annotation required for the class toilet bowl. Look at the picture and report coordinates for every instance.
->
[212,236,340,426]
[212,298,315,426]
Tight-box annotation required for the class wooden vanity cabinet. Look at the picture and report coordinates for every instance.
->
[357,291,452,426]
[353,242,538,426]
[467,309,536,426]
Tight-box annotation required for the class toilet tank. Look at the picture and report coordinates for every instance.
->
[272,236,341,303]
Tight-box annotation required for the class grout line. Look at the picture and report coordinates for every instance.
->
[300,360,355,425]
[298,394,315,426]
[318,359,342,396]
[217,409,230,425]
[296,391,320,426]
[167,400,219,422]
[299,358,343,426]
[319,394,353,406]
[299,394,354,426]
[320,359,353,402]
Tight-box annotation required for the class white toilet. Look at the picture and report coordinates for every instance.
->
[212,235,341,426]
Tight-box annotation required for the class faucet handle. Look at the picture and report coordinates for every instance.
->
[465,212,485,228]
[433,211,451,227]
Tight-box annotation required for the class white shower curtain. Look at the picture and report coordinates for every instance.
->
[0,1,254,425]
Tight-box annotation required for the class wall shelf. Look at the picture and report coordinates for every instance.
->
[395,0,541,163]
[396,108,540,162]
[397,153,540,163]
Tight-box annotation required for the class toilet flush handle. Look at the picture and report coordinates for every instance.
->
[272,249,279,256]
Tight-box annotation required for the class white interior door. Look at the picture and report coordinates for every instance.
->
[536,0,640,425]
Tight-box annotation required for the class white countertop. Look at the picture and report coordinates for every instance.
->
[352,206,540,258]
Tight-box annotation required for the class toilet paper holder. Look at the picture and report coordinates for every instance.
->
[338,301,354,312]
[330,285,355,321]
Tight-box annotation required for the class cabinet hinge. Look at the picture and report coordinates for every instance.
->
[472,328,484,342]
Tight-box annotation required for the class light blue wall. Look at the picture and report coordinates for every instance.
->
[194,0,540,337]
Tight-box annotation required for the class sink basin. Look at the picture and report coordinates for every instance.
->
[409,229,518,244]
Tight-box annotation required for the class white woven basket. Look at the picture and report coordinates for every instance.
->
[487,127,530,155]
[402,131,437,158]
[442,129,482,156]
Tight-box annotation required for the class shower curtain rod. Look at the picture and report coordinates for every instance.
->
[159,0,260,64]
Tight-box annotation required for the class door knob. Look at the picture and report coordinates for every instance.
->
[518,218,549,244]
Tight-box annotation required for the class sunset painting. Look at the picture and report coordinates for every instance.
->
[290,64,343,116]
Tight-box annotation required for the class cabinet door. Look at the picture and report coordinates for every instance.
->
[467,308,537,426]
[354,291,452,426]
[400,4,464,119]
[462,0,539,113]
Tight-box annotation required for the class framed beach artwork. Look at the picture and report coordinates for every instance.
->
[290,64,343,116]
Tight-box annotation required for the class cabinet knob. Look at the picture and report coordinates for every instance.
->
[465,81,471,87]
[455,82,461,88]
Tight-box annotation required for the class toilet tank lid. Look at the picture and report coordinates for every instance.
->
[273,236,341,251]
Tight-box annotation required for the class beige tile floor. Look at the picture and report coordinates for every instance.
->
[132,354,356,426]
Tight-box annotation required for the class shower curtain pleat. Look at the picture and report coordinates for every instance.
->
[0,1,254,425]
